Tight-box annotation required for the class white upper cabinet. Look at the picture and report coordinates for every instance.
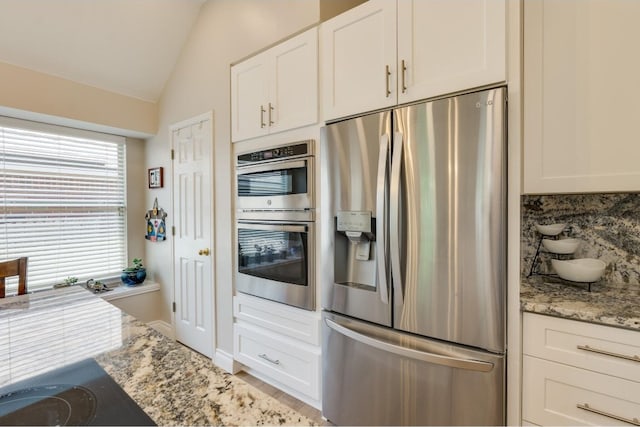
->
[523,0,640,194]
[269,28,319,135]
[231,52,270,142]
[397,0,505,105]
[231,27,318,143]
[321,0,506,121]
[321,0,397,121]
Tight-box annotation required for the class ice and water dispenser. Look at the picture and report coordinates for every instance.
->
[334,211,378,290]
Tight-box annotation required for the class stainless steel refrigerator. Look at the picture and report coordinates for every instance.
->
[320,87,506,426]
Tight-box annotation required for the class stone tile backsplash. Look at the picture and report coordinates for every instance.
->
[521,193,640,285]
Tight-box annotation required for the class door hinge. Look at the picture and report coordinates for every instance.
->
[171,149,175,160]
[172,302,176,313]
[172,226,175,236]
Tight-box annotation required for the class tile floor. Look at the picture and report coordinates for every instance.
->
[235,371,330,425]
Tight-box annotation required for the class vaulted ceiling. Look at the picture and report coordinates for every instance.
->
[0,0,205,102]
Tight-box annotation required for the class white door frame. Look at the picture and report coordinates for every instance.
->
[169,111,216,357]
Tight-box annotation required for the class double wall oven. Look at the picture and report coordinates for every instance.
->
[235,140,315,310]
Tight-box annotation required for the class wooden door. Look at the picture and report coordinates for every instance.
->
[172,114,214,357]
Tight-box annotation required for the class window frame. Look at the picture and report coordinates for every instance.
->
[0,116,128,294]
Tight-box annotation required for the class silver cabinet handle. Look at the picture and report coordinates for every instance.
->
[268,102,274,126]
[385,65,391,97]
[577,344,640,363]
[401,59,407,93]
[260,105,266,128]
[376,134,390,305]
[577,403,640,426]
[258,353,281,365]
[325,318,493,372]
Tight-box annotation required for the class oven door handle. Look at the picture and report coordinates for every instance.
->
[236,159,307,176]
[237,222,307,233]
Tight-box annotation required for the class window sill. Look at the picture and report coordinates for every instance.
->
[99,280,160,302]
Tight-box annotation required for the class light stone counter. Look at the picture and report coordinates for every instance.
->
[0,286,316,426]
[520,276,640,331]
[520,193,640,332]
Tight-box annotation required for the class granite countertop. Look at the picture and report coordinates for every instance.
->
[0,286,316,426]
[521,275,640,331]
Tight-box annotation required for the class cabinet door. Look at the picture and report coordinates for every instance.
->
[523,313,640,383]
[234,322,321,401]
[523,356,640,426]
[524,0,640,193]
[231,53,269,142]
[321,0,397,121]
[397,0,506,104]
[269,27,318,134]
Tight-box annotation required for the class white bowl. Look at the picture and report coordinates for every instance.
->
[542,238,581,254]
[535,223,567,236]
[551,258,606,283]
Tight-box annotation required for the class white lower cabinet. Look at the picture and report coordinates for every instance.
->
[522,313,640,426]
[234,323,320,400]
[524,356,640,426]
[233,294,321,407]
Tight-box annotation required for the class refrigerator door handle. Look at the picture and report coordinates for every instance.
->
[325,318,494,372]
[390,131,404,305]
[376,134,390,304]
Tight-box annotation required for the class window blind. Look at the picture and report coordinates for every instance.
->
[0,117,127,294]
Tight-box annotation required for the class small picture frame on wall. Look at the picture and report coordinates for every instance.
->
[148,167,163,189]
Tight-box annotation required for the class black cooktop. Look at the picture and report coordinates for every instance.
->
[0,358,155,426]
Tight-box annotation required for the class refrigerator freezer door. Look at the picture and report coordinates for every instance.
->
[322,111,392,327]
[393,87,507,353]
[322,312,505,426]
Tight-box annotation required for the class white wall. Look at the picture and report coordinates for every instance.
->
[145,0,321,354]
[109,291,163,323]
[125,137,150,281]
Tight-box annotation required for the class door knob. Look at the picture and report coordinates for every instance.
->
[198,248,210,256]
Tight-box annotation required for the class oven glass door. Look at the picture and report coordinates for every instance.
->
[237,222,309,286]
[237,159,308,198]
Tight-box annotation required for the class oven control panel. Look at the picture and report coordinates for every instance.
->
[237,140,312,165]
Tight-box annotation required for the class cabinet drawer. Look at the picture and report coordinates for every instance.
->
[523,356,640,426]
[234,322,321,400]
[523,313,640,382]
[233,294,320,345]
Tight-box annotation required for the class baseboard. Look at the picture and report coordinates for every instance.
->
[147,320,174,339]
[214,349,241,374]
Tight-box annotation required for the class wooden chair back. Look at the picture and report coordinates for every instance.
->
[0,257,28,298]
